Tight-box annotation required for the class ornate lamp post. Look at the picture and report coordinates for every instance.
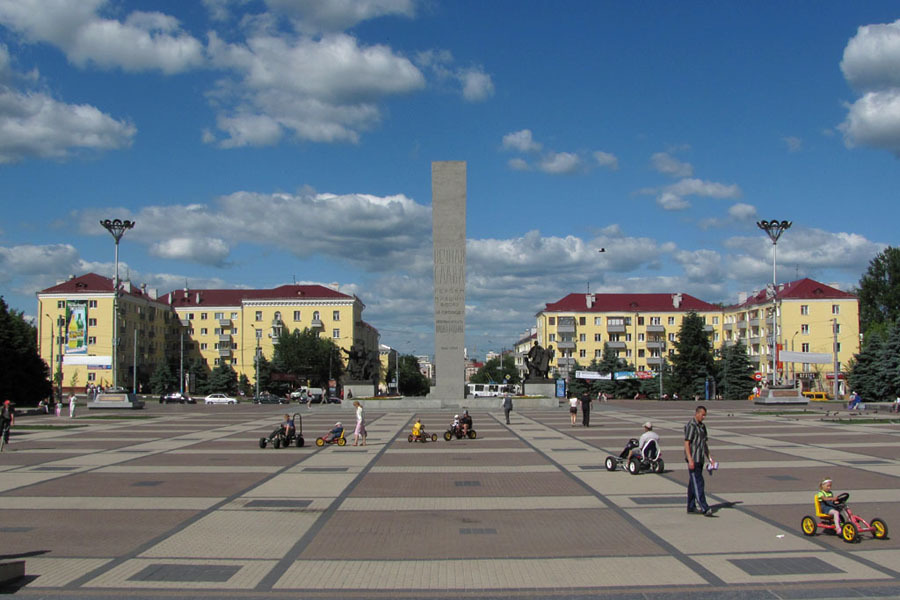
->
[45,314,55,401]
[100,219,135,389]
[757,219,792,387]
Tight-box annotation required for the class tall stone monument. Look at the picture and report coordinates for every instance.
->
[428,161,466,401]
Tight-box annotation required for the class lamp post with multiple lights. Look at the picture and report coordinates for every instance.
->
[756,219,792,387]
[100,219,135,389]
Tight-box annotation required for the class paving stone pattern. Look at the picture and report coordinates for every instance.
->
[1,401,899,599]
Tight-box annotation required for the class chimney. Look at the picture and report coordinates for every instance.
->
[195,292,201,304]
[148,288,158,300]
[140,283,147,295]
[672,293,682,309]
[737,292,748,304]
[586,293,595,309]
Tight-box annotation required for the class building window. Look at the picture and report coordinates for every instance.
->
[801,343,810,352]
[188,313,194,320]
[595,349,602,358]
[579,333,586,342]
[255,311,262,321]
[834,323,841,334]
[214,342,219,350]
[579,349,586,358]
[832,304,840,315]
[549,334,556,342]
[333,310,340,321]
[712,316,719,325]
[201,328,208,335]
[638,333,645,342]
[835,342,842,353]
[625,334,631,342]
[625,350,632,358]
[57,300,64,308]
[802,363,810,372]
[88,336,96,345]
[594,334,602,342]
[200,343,207,350]
[668,316,675,325]
[801,324,809,335]
[215,312,224,319]
[313,311,320,321]
[274,311,282,322]
[549,317,555,326]
[293,310,301,321]
[214,328,221,335]
[800,305,809,315]
[88,318,97,327]
[637,316,644,326]
[201,313,207,320]
[668,333,676,342]
[214,358,220,365]
[638,349,645,357]
[608,317,624,326]
[89,300,97,308]
[594,317,602,325]
[579,317,586,326]
[231,312,238,319]
[88,372,96,382]
[650,317,660,325]
[332,329,340,339]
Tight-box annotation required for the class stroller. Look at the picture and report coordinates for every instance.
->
[605,437,664,474]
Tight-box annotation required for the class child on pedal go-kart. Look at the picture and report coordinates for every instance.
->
[817,478,842,532]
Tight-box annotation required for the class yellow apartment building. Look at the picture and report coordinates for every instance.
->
[36,273,176,392]
[37,274,380,394]
[537,292,722,379]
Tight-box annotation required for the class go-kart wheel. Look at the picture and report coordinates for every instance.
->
[841,521,858,543]
[627,458,640,475]
[801,516,817,536]
[871,518,888,539]
[315,437,325,447]
[337,437,346,446]
[444,431,452,441]
[408,434,414,443]
[605,456,617,471]
[467,430,477,439]
[273,437,281,449]
[654,459,665,473]
[259,438,267,448]
[431,433,437,442]
[296,436,305,448]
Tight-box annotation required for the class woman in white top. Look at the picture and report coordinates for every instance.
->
[568,395,578,426]
[353,400,367,446]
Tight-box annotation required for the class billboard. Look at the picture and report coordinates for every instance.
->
[65,300,88,355]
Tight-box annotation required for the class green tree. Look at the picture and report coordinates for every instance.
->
[187,357,210,395]
[149,360,178,395]
[255,353,273,392]
[471,355,520,385]
[272,329,343,389]
[596,343,628,398]
[880,321,900,399]
[398,354,429,396]
[857,246,900,336]
[238,373,251,396]
[566,360,591,398]
[849,331,885,401]
[670,312,715,399]
[715,341,755,400]
[208,362,238,394]
[0,298,53,405]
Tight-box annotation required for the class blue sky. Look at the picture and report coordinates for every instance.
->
[1,1,899,358]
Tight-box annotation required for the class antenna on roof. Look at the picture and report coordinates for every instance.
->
[293,274,296,284]
[587,281,590,294]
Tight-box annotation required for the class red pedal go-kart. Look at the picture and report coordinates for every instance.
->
[801,492,889,543]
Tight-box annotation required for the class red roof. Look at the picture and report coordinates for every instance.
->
[159,284,353,307]
[39,273,157,301]
[730,278,856,309]
[544,293,719,313]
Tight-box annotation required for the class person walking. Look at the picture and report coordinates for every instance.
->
[684,405,715,516]
[502,392,513,424]
[68,393,77,418]
[568,394,578,426]
[1,399,15,451]
[580,390,593,427]
[352,400,367,446]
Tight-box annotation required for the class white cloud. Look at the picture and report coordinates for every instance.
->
[657,192,690,211]
[783,136,802,152]
[0,0,205,74]
[728,203,757,220]
[502,129,541,153]
[266,0,416,33]
[206,31,424,145]
[0,71,136,163]
[839,19,900,155]
[651,151,693,177]
[0,243,80,282]
[647,178,740,211]
[673,249,726,284]
[150,238,231,266]
[538,151,582,174]
[507,157,529,171]
[459,67,494,102]
[841,19,900,92]
[415,50,494,104]
[593,150,619,170]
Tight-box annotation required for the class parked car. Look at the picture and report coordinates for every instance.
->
[204,393,238,405]
[254,393,286,405]
[802,391,831,402]
[162,392,194,404]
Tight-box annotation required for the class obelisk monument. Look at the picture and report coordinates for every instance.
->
[428,161,466,401]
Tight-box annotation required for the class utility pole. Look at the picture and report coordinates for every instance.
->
[832,318,840,401]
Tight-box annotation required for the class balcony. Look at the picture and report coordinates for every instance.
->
[219,334,232,343]
[723,322,733,331]
[749,318,760,327]
[646,324,665,333]
[749,336,761,345]
[556,356,576,367]
[703,325,713,332]
[310,319,323,328]
[606,340,626,349]
[607,324,626,334]
[557,317,576,334]
[219,348,232,358]
[219,318,231,327]
[646,341,665,350]
[737,320,748,329]
[271,318,283,328]
[646,356,664,366]
[556,341,576,350]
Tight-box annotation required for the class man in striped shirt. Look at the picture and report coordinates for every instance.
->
[684,405,715,516]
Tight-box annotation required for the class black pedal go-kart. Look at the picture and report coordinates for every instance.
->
[443,424,477,441]
[605,438,664,474]
[259,413,305,448]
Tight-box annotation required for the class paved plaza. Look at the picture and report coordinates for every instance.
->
[1,400,899,599]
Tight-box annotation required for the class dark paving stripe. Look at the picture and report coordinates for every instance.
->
[245,499,312,509]
[631,496,685,505]
[129,563,240,582]
[729,556,841,576]
[302,467,348,472]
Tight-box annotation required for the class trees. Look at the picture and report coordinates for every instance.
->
[670,312,715,399]
[849,322,900,401]
[149,361,177,395]
[272,329,343,390]
[715,341,755,400]
[0,298,52,405]
[470,355,520,386]
[398,354,429,396]
[857,246,900,337]
[208,362,238,395]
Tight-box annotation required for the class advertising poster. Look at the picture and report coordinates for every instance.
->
[65,299,88,355]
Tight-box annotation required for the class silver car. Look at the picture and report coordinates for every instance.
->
[204,393,237,405]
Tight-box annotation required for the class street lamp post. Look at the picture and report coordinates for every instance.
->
[45,314,55,402]
[756,219,792,387]
[100,219,135,389]
[254,328,262,400]
[179,319,189,396]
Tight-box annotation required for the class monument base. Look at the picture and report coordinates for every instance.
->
[754,386,809,405]
[523,379,557,400]
[343,381,375,400]
[88,392,145,410]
